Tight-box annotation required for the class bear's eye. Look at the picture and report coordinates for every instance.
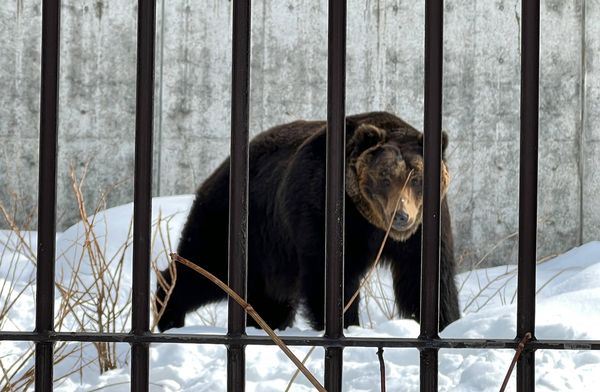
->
[411,177,421,187]
[381,178,391,187]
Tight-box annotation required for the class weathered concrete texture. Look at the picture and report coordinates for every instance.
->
[583,0,600,242]
[583,141,600,244]
[536,0,584,261]
[0,2,41,139]
[346,0,425,125]
[250,1,328,133]
[444,0,523,267]
[0,0,598,268]
[0,2,41,225]
[0,1,139,230]
[55,1,138,229]
[537,139,581,257]
[0,136,39,226]
[156,0,233,196]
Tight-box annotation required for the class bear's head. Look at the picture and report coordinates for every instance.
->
[346,123,450,242]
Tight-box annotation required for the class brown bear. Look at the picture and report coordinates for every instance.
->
[156,111,460,332]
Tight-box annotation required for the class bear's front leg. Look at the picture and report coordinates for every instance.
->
[343,276,361,328]
[439,199,460,330]
[389,255,421,325]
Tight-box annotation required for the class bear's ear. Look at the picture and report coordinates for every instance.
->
[348,124,386,154]
[442,130,449,153]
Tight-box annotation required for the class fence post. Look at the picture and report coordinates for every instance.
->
[131,0,157,390]
[419,0,444,390]
[227,1,251,391]
[324,0,347,391]
[35,1,61,390]
[517,0,540,390]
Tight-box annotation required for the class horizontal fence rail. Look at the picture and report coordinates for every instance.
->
[3,331,600,350]
[0,0,585,391]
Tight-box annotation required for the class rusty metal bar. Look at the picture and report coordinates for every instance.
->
[517,0,540,391]
[3,331,600,350]
[227,1,251,391]
[35,0,61,390]
[131,0,157,390]
[420,0,444,390]
[324,0,347,391]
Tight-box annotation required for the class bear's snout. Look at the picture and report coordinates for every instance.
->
[393,211,410,230]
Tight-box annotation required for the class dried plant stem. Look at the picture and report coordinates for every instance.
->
[69,163,121,371]
[499,332,532,392]
[2,161,149,387]
[284,346,317,392]
[0,201,37,263]
[150,210,177,331]
[171,253,326,392]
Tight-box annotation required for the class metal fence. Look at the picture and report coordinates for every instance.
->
[1,0,599,391]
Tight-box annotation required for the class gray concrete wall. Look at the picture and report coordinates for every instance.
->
[0,0,598,268]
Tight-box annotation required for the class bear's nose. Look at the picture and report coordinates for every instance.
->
[393,211,410,229]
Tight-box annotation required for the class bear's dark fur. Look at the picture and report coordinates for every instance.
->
[156,111,460,332]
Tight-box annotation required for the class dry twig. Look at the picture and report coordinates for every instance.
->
[150,210,177,331]
[171,253,326,392]
[499,332,533,392]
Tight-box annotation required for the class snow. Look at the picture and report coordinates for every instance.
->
[1,195,600,391]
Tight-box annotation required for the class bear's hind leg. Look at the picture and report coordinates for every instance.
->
[303,285,325,330]
[156,259,227,332]
[343,276,361,327]
[247,291,297,331]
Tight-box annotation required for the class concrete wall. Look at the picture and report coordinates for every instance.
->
[1,0,598,268]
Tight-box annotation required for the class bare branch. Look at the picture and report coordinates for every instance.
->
[171,253,326,392]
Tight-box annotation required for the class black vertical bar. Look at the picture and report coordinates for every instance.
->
[35,1,61,390]
[227,1,251,391]
[419,0,443,391]
[131,0,156,391]
[517,0,540,390]
[324,0,346,391]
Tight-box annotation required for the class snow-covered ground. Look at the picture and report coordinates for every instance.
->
[1,195,600,391]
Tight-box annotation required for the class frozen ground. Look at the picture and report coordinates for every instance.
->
[1,195,600,391]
